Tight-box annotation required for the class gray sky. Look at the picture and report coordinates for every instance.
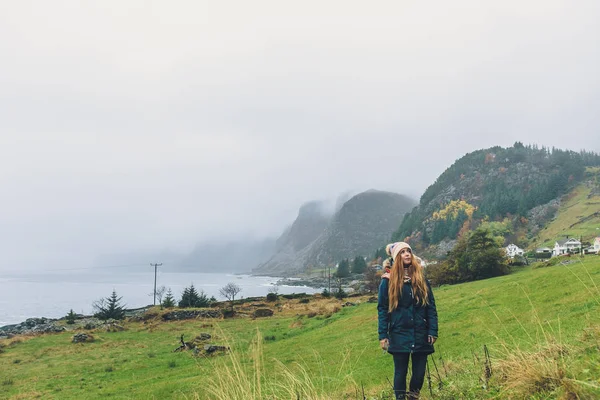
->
[1,0,599,272]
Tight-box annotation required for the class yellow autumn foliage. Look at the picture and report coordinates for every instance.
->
[431,200,476,221]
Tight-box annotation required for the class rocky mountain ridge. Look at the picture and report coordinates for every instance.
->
[253,190,416,276]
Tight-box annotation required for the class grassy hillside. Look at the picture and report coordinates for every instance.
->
[1,258,599,399]
[534,177,600,248]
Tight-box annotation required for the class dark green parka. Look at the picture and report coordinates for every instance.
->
[377,278,438,354]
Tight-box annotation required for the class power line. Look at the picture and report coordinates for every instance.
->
[151,263,163,305]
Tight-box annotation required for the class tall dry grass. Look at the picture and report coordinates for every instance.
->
[202,327,362,400]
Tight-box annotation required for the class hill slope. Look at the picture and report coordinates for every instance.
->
[532,167,600,248]
[1,258,599,399]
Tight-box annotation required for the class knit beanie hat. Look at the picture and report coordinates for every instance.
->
[386,242,412,261]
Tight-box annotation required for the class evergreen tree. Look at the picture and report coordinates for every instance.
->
[374,246,388,260]
[351,256,367,274]
[93,290,126,321]
[179,284,210,308]
[65,309,77,324]
[162,288,176,308]
[336,259,350,278]
[431,219,448,243]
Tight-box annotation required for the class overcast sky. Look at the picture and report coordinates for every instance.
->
[1,0,599,272]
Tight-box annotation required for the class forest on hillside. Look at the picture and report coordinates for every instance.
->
[393,143,600,246]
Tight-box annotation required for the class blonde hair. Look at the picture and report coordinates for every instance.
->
[388,252,429,312]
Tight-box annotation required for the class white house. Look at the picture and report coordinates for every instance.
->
[505,244,524,258]
[585,237,600,254]
[536,247,552,254]
[552,238,582,256]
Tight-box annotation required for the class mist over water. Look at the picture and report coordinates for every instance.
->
[0,270,318,327]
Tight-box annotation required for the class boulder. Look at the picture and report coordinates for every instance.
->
[105,323,126,332]
[196,333,211,341]
[204,344,228,354]
[253,309,274,318]
[222,310,235,319]
[83,321,103,330]
[72,333,94,343]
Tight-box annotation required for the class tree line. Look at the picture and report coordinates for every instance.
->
[86,282,243,321]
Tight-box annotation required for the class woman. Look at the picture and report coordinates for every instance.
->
[378,242,438,399]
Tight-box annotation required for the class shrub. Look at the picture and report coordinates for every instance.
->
[266,292,278,302]
[298,298,309,304]
[321,289,331,298]
[334,288,347,300]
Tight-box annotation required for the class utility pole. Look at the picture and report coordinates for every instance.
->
[151,263,163,306]
[328,265,331,294]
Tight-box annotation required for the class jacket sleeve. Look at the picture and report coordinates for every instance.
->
[377,278,390,340]
[426,281,438,338]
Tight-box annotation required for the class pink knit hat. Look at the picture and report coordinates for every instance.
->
[386,242,412,260]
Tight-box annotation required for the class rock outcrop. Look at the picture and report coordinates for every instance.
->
[161,309,222,321]
[0,317,65,337]
[253,308,274,318]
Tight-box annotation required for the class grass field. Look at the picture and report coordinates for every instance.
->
[534,173,600,248]
[1,257,599,399]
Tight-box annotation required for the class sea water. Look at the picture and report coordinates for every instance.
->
[0,269,318,327]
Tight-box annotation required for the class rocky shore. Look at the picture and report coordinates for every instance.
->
[276,274,365,292]
[0,306,152,339]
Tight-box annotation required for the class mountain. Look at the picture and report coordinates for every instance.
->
[253,190,416,276]
[250,200,334,276]
[177,238,276,273]
[274,201,332,253]
[392,143,600,257]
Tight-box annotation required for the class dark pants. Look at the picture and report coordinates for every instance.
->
[392,352,428,399]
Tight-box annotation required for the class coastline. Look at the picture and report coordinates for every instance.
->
[0,271,321,329]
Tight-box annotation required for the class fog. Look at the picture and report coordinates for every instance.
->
[1,0,599,272]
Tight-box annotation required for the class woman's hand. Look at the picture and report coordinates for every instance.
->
[428,335,437,345]
[380,339,389,350]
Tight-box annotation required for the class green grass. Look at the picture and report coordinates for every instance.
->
[1,258,599,399]
[534,179,600,248]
